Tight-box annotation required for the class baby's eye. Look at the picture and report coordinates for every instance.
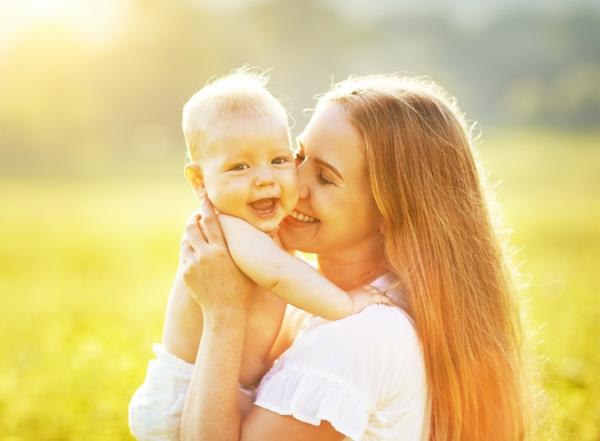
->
[228,163,250,171]
[272,156,291,165]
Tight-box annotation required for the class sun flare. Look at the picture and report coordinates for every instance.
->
[1,0,123,47]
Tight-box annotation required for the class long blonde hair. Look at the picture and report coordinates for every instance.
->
[322,75,528,441]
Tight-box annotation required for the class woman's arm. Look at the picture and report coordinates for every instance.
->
[179,197,344,441]
[178,201,252,441]
[219,214,389,320]
[182,308,343,441]
[181,307,247,440]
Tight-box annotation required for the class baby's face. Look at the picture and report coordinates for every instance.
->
[199,116,298,233]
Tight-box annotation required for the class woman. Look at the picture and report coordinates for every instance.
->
[136,75,529,441]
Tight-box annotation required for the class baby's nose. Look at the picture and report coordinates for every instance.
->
[253,169,275,187]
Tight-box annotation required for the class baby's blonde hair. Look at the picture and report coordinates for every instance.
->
[182,67,289,162]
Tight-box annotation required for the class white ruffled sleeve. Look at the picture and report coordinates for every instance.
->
[254,304,427,441]
[128,344,194,441]
[256,360,370,440]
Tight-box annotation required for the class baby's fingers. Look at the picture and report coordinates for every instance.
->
[371,293,394,306]
[361,285,393,307]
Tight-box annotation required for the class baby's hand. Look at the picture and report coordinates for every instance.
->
[348,285,393,314]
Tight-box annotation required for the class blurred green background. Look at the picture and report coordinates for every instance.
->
[1,0,599,439]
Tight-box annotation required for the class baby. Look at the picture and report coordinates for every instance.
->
[155,69,389,395]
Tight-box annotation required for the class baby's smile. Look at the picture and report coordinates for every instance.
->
[249,197,280,219]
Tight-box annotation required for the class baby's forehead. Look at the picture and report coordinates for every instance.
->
[203,91,288,126]
[199,115,292,159]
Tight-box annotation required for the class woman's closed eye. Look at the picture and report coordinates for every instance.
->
[318,171,335,185]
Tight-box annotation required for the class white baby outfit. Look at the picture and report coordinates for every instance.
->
[128,273,430,440]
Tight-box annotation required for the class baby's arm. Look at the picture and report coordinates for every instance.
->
[160,214,279,388]
[161,270,279,389]
[161,268,203,364]
[219,215,390,320]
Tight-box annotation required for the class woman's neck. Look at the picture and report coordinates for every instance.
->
[316,240,387,291]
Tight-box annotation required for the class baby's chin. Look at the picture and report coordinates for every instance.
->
[251,216,283,236]
[219,205,287,235]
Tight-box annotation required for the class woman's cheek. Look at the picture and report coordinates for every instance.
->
[330,192,374,238]
[312,190,335,225]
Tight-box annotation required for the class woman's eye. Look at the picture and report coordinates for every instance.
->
[272,156,291,165]
[318,172,334,185]
[229,163,249,171]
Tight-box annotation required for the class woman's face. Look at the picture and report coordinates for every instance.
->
[279,100,382,255]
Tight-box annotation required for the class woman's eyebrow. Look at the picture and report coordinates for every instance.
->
[314,157,343,180]
[296,138,343,180]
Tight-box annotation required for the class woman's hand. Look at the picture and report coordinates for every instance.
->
[179,195,255,315]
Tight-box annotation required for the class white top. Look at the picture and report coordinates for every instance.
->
[128,274,430,441]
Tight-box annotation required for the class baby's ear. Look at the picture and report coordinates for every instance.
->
[184,163,204,193]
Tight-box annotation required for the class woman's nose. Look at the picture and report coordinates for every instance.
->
[296,164,310,199]
[298,182,309,199]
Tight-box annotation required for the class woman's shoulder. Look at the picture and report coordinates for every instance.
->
[285,304,422,372]
[256,305,428,440]
[329,303,416,342]
[255,274,428,440]
[350,302,415,332]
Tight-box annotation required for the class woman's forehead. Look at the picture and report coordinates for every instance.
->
[299,101,365,175]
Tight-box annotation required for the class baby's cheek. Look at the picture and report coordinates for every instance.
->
[205,184,242,217]
[204,184,223,209]
[281,175,300,212]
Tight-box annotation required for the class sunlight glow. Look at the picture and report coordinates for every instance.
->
[1,0,124,49]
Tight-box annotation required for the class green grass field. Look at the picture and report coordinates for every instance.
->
[1,130,599,440]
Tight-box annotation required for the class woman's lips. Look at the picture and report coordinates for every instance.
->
[249,198,279,218]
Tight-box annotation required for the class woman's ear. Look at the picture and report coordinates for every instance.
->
[184,163,204,196]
